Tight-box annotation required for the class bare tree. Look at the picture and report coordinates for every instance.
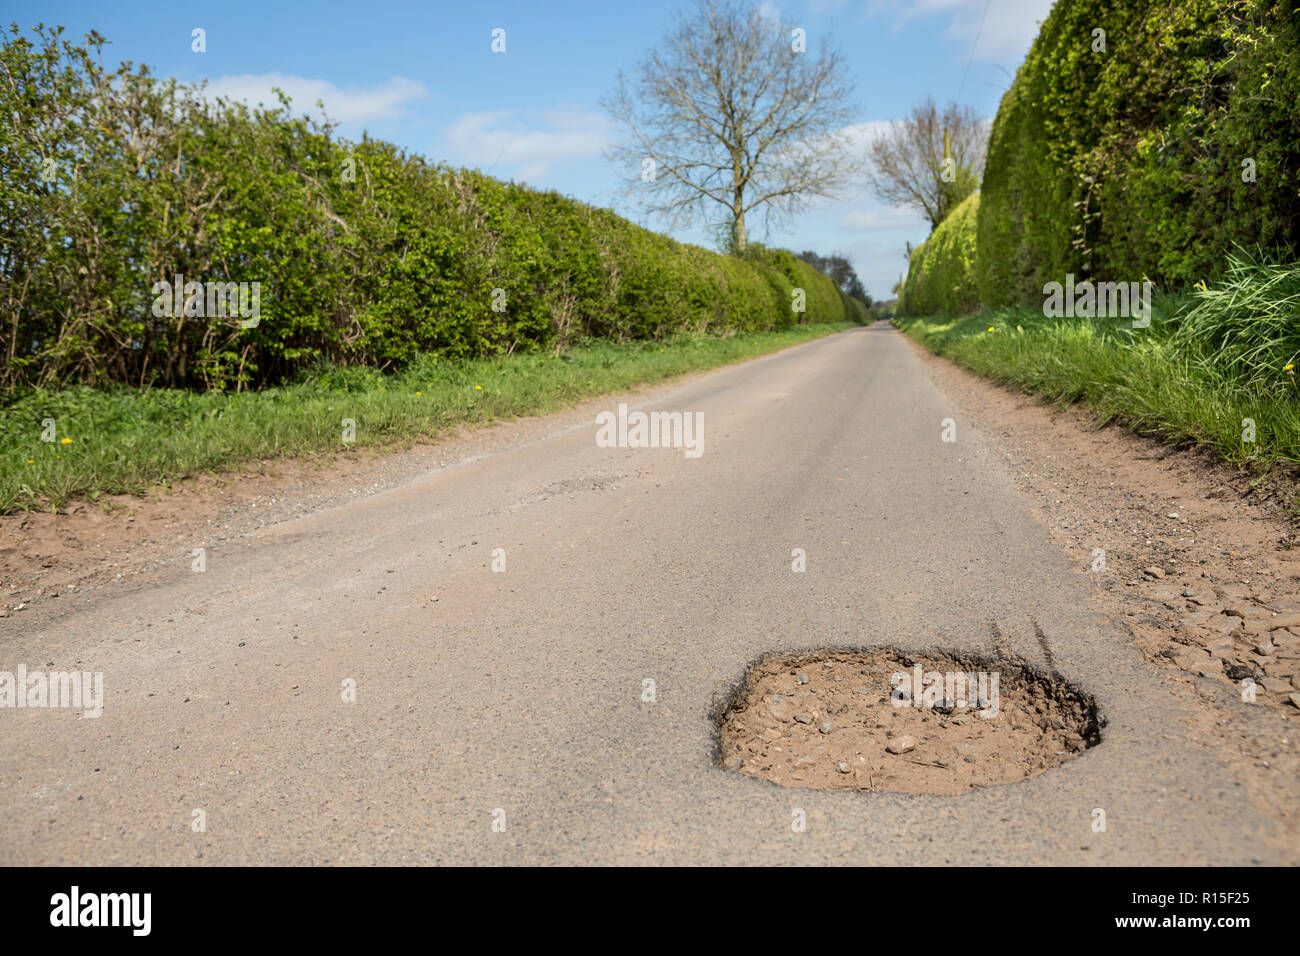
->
[603,0,857,255]
[865,97,987,232]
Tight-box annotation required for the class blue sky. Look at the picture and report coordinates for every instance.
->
[14,0,1055,300]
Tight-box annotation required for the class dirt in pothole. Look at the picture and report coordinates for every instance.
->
[717,649,1102,795]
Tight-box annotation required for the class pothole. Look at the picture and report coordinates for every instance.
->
[715,648,1103,794]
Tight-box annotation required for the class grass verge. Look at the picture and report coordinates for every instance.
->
[895,308,1300,475]
[0,323,855,513]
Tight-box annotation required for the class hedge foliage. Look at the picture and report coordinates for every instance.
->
[0,26,864,392]
[896,193,980,317]
[975,0,1300,307]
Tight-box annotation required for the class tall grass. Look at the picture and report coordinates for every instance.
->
[895,260,1300,471]
[1171,251,1300,393]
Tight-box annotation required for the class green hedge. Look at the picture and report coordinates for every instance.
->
[976,0,1300,307]
[0,26,863,392]
[897,193,980,316]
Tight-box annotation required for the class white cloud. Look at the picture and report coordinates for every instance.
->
[871,0,1055,61]
[840,204,927,232]
[441,108,610,180]
[839,120,896,153]
[203,73,428,124]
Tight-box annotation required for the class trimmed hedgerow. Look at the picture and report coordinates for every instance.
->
[975,0,1300,307]
[0,26,864,392]
[897,193,980,317]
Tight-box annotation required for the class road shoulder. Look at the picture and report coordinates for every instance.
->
[904,333,1299,857]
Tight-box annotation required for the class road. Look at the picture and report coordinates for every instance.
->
[0,322,1286,864]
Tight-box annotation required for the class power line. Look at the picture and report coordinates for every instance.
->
[955,0,992,105]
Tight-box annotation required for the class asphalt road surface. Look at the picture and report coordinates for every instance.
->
[1,323,1284,864]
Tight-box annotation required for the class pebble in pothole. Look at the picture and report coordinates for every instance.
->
[718,648,1102,795]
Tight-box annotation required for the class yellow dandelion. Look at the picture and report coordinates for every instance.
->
[60,437,72,444]
[415,391,422,395]
[1286,364,1295,371]
[988,327,995,332]
[475,385,482,390]
[26,459,35,464]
